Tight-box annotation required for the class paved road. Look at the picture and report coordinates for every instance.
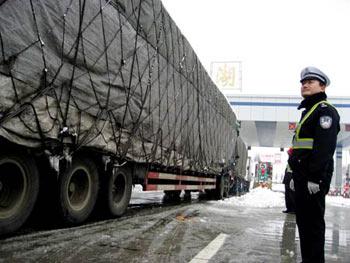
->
[1,191,349,262]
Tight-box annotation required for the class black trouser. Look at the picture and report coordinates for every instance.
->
[285,182,295,212]
[294,177,326,263]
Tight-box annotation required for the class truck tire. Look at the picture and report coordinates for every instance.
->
[223,175,230,198]
[184,190,191,201]
[0,152,39,235]
[106,167,132,217]
[216,176,225,200]
[58,157,99,225]
[163,190,181,203]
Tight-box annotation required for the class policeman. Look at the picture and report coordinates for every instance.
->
[288,66,340,263]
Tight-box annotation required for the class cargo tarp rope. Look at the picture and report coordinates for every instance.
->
[0,0,238,173]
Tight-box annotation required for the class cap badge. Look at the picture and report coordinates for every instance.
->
[320,116,332,129]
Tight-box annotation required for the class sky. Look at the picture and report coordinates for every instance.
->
[161,0,350,97]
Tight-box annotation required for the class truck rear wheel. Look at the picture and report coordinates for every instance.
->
[216,176,225,200]
[163,190,181,202]
[106,167,132,217]
[0,152,39,235]
[223,175,230,198]
[58,157,99,225]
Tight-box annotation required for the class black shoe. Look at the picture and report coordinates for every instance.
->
[282,210,289,213]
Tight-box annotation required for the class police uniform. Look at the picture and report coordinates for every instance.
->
[288,67,340,263]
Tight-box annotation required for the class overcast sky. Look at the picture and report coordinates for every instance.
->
[161,0,350,97]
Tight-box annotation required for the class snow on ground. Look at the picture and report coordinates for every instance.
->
[132,184,143,193]
[271,183,285,192]
[218,187,285,208]
[326,195,350,208]
[132,183,350,208]
[218,184,350,208]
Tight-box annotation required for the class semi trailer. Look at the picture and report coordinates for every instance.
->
[0,0,247,235]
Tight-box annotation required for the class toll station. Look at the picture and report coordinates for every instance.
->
[227,94,350,192]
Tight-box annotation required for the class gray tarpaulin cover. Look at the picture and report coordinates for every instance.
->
[0,0,238,173]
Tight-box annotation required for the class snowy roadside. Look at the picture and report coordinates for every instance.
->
[216,185,350,208]
[132,184,144,193]
[217,186,285,208]
[326,195,350,208]
[132,183,350,208]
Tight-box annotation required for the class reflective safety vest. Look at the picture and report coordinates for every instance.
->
[292,100,334,150]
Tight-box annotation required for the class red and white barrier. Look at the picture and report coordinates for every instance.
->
[145,172,216,191]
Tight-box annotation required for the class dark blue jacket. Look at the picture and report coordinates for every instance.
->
[288,92,340,191]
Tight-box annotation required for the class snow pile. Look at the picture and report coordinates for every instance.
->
[131,183,350,208]
[218,186,350,208]
[132,184,143,193]
[271,183,285,192]
[219,187,285,208]
[326,195,350,208]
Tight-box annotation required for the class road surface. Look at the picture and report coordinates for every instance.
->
[1,190,349,262]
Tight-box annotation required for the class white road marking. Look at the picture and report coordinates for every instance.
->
[189,233,228,263]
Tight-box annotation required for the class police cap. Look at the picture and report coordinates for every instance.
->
[300,66,330,87]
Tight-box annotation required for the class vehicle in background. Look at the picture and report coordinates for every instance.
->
[342,176,350,198]
[254,162,273,189]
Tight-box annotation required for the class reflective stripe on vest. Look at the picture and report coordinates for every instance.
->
[292,100,333,150]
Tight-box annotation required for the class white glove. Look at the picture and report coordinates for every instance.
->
[289,179,295,191]
[307,181,320,194]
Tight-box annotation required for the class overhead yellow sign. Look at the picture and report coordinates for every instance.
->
[210,61,242,91]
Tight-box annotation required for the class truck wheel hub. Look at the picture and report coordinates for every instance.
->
[69,182,76,193]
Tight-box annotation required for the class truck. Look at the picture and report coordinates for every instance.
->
[0,0,246,235]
